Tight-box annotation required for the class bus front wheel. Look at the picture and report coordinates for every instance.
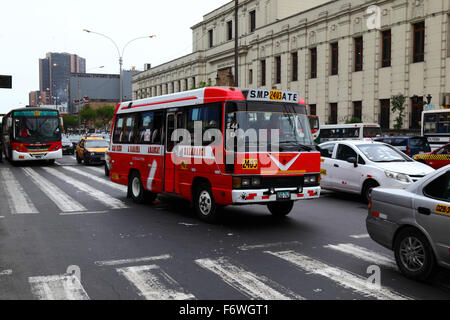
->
[194,183,219,223]
[129,171,146,204]
[267,201,294,218]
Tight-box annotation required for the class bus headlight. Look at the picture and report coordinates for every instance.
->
[252,177,261,187]
[241,178,251,187]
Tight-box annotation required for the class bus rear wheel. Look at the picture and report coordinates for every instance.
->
[267,201,294,218]
[194,183,219,223]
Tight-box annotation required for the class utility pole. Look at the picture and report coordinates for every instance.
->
[234,0,239,87]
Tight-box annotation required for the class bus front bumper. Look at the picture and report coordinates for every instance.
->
[231,186,321,204]
[12,150,62,161]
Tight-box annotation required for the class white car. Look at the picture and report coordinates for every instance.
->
[319,140,435,202]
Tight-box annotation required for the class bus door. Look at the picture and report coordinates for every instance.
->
[164,111,185,193]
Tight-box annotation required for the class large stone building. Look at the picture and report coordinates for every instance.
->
[133,0,450,130]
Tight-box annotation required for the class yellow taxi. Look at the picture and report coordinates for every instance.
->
[413,143,450,170]
[76,136,109,165]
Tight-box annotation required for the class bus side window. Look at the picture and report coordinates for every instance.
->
[113,116,124,144]
[151,112,164,145]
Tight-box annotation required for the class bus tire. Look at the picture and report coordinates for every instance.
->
[194,183,219,223]
[267,201,294,218]
[48,159,55,165]
[129,171,146,204]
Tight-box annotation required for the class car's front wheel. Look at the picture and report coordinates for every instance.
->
[394,227,436,281]
[362,180,379,203]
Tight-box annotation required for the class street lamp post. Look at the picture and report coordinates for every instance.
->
[83,29,156,102]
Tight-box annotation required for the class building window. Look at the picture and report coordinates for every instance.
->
[249,10,256,33]
[310,47,317,79]
[413,21,425,63]
[330,103,338,124]
[353,101,362,121]
[310,104,316,116]
[410,96,424,129]
[354,37,363,72]
[208,29,214,48]
[185,79,188,91]
[291,52,298,82]
[227,21,233,41]
[275,56,281,84]
[249,69,253,85]
[192,77,196,88]
[330,42,339,75]
[381,30,392,68]
[380,99,390,129]
[261,59,266,86]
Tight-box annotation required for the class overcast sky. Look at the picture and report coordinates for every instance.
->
[0,0,229,114]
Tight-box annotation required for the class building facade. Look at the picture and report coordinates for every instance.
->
[37,52,86,107]
[68,69,139,114]
[133,0,450,130]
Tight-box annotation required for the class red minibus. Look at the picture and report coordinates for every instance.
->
[108,87,321,222]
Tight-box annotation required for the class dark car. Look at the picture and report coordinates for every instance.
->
[62,136,75,155]
[374,136,431,157]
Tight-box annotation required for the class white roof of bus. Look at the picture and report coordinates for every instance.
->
[422,108,450,114]
[320,123,380,128]
[117,88,208,114]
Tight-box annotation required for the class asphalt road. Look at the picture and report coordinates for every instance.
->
[0,155,450,300]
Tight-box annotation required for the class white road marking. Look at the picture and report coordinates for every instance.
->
[22,167,86,213]
[0,216,4,219]
[350,234,370,239]
[61,166,127,193]
[0,168,38,214]
[95,254,171,267]
[85,166,104,175]
[0,269,12,276]
[266,250,411,300]
[29,274,90,300]
[117,264,195,300]
[42,167,128,210]
[324,243,397,269]
[195,256,303,300]
[59,210,109,216]
[238,241,302,251]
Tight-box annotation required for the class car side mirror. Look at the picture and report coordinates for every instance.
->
[347,157,358,167]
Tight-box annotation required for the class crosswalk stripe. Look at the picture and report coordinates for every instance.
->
[266,250,411,300]
[95,254,171,267]
[61,166,127,193]
[0,168,38,214]
[117,265,195,300]
[0,270,12,276]
[324,243,397,269]
[22,168,86,213]
[29,274,90,300]
[42,167,128,210]
[195,256,304,300]
[350,234,370,239]
[85,166,104,175]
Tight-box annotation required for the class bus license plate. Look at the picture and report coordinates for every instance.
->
[277,191,291,200]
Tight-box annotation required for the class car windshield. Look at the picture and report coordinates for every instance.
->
[13,116,61,143]
[409,138,429,148]
[225,101,314,152]
[86,140,109,148]
[357,144,412,162]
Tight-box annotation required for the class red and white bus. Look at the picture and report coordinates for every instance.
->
[1,108,63,164]
[108,87,321,222]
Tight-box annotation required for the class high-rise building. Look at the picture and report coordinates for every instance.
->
[37,52,86,106]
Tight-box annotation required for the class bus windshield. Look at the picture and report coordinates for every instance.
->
[225,101,314,151]
[363,126,382,137]
[13,116,61,143]
[423,112,450,134]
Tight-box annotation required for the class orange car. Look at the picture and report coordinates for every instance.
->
[413,143,450,169]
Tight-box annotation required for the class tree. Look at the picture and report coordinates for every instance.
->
[62,115,79,129]
[79,106,96,125]
[391,94,406,130]
[96,105,115,127]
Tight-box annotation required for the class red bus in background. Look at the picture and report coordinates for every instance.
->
[1,108,63,164]
[108,87,321,222]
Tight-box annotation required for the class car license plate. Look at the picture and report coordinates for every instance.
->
[277,191,290,200]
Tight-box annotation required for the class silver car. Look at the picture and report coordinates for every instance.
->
[367,165,450,281]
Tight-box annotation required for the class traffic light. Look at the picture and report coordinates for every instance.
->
[0,75,12,89]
